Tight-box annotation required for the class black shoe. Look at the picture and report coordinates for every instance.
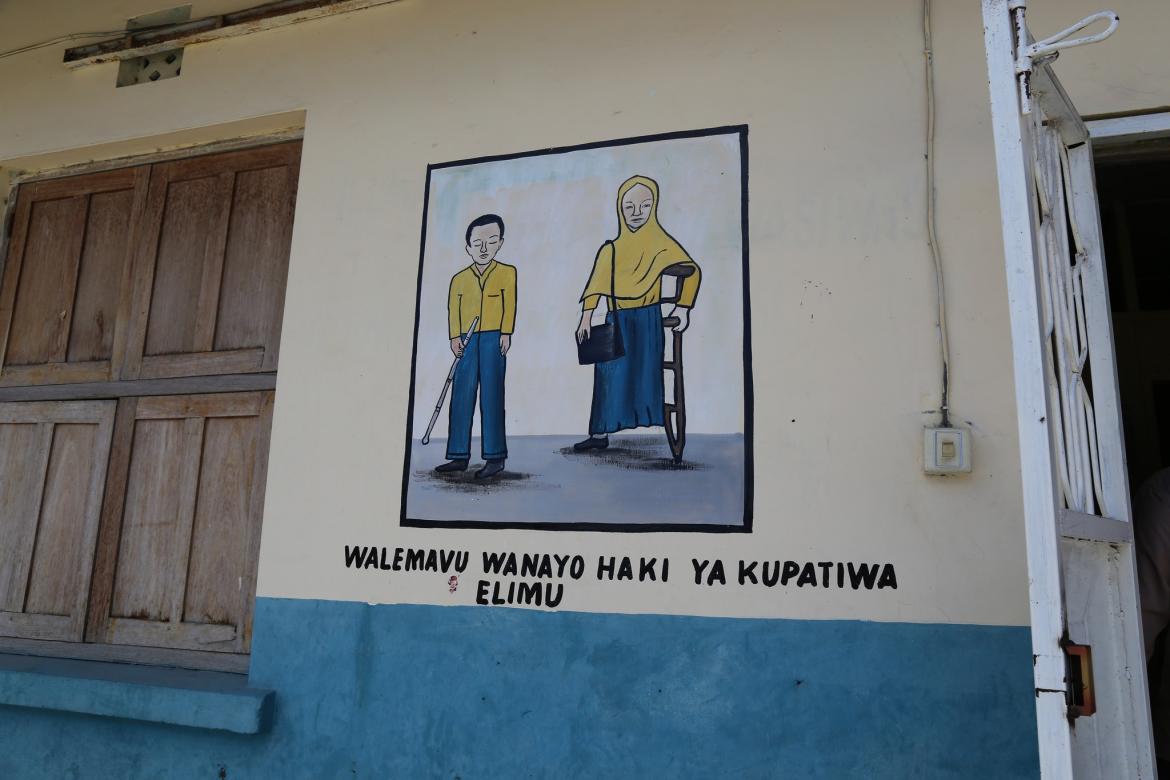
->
[434,459,469,473]
[475,460,505,480]
[572,435,609,451]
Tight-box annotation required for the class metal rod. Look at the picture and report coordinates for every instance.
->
[1024,11,1119,62]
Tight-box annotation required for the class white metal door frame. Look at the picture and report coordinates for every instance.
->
[985,9,1076,769]
[1087,111,1170,146]
[983,1,1155,776]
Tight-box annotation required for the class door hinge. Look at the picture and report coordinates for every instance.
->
[1064,640,1097,718]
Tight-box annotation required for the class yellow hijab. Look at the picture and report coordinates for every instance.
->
[580,175,695,303]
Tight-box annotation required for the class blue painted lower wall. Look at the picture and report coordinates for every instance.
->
[0,598,1039,779]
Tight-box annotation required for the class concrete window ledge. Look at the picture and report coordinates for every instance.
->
[0,653,273,734]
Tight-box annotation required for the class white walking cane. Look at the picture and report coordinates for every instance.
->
[421,316,479,445]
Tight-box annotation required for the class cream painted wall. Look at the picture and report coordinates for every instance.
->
[2,0,1168,626]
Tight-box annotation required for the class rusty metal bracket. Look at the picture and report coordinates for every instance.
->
[1064,641,1097,718]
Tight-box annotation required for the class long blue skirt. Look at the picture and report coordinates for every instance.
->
[589,304,665,435]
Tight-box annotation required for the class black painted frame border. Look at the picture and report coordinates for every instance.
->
[400,124,754,533]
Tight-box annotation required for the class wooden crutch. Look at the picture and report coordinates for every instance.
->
[661,265,695,464]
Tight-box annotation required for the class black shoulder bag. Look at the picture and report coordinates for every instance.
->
[576,244,625,365]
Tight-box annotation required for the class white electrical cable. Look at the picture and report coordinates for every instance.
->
[923,0,952,427]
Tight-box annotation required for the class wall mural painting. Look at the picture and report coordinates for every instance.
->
[401,126,752,531]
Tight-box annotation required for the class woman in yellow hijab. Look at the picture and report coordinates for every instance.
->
[573,175,701,450]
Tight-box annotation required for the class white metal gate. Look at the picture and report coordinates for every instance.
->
[982,1,1156,776]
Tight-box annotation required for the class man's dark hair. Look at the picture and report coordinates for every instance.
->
[465,213,505,245]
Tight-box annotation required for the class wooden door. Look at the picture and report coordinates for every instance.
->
[983,2,1154,776]
[123,143,300,380]
[0,168,148,386]
[87,392,274,653]
[0,401,115,641]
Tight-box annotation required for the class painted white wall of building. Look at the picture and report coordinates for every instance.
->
[2,0,1168,625]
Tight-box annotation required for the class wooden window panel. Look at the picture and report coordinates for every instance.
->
[87,392,273,654]
[123,143,299,380]
[0,168,148,386]
[0,138,298,666]
[0,401,116,641]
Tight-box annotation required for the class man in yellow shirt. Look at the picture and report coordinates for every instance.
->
[436,214,516,480]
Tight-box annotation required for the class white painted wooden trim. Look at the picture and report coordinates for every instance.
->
[1060,509,1133,544]
[986,4,1158,774]
[1065,143,1129,522]
[1087,112,1170,145]
[982,3,1075,775]
[1068,101,1156,780]
[1114,530,1160,777]
[1033,65,1089,148]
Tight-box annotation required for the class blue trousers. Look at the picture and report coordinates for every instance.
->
[447,330,507,461]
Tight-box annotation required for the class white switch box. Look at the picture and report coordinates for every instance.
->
[924,426,972,475]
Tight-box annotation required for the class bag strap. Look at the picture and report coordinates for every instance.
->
[609,241,617,317]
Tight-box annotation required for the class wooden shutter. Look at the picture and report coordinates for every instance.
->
[123,143,299,380]
[0,401,115,640]
[87,392,273,653]
[0,140,298,665]
[0,168,149,386]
